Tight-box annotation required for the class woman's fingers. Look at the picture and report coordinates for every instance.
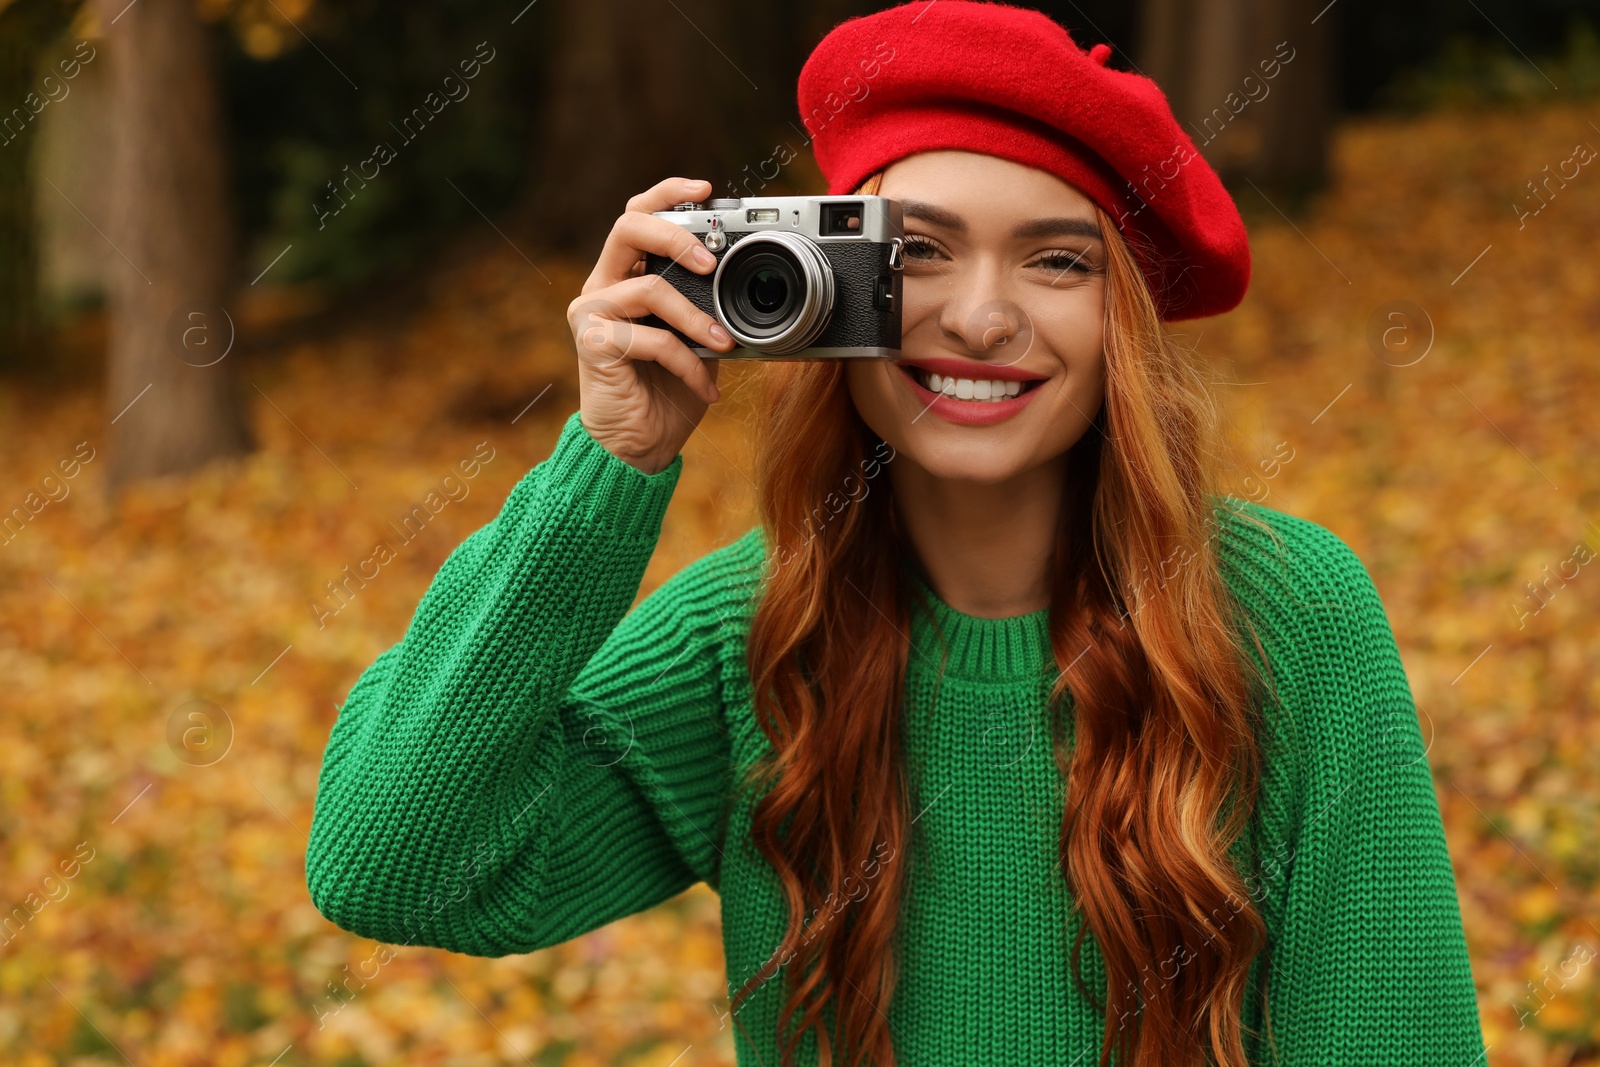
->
[624,176,711,216]
[585,178,719,291]
[573,316,720,406]
[568,271,734,407]
[570,272,734,359]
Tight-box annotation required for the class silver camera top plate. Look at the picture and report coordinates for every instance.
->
[656,194,903,245]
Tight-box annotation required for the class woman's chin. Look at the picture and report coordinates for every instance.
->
[892,435,1035,486]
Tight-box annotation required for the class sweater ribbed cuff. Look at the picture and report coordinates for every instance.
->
[538,409,683,541]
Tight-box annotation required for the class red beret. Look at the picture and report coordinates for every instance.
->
[796,0,1251,321]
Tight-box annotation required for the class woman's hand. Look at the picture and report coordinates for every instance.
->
[566,177,737,475]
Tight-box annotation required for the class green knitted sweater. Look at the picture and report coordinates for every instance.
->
[305,409,1487,1066]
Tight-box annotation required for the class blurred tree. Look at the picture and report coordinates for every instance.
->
[515,0,788,253]
[99,0,252,489]
[0,0,82,369]
[1139,0,1339,203]
[216,0,543,287]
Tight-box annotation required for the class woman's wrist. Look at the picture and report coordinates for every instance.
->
[577,414,678,476]
[536,411,682,539]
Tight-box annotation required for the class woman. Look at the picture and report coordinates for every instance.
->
[305,3,1486,1065]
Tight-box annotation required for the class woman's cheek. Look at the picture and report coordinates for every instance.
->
[1028,288,1103,362]
[1035,298,1106,381]
[1027,306,1108,436]
[885,268,948,344]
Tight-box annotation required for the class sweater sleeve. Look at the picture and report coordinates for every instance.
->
[1241,515,1486,1066]
[304,410,738,958]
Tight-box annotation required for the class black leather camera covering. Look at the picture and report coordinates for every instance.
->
[637,231,902,355]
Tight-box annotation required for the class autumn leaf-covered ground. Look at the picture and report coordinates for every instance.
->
[3,97,1599,1067]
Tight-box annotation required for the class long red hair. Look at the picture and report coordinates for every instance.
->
[727,170,1284,1067]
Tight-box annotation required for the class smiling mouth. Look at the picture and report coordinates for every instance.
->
[898,364,1047,403]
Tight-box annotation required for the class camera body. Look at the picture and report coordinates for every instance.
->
[641,195,904,359]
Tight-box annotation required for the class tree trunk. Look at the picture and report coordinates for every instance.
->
[1252,0,1338,198]
[1137,0,1337,201]
[0,1,81,371]
[516,0,775,253]
[100,0,252,491]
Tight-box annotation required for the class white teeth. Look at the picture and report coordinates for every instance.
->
[918,369,1030,403]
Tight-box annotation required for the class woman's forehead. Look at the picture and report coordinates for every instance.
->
[878,152,1101,224]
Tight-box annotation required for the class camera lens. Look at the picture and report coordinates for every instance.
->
[712,232,835,355]
[749,267,787,314]
[729,253,796,327]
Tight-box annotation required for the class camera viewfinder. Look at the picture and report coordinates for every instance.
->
[821,202,864,235]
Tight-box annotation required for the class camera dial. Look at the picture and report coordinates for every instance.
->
[703,216,728,253]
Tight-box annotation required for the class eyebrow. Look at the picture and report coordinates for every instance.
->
[900,199,1103,242]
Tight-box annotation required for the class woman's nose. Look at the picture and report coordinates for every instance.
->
[935,267,1033,359]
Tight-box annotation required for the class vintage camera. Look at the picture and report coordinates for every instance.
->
[639,195,904,359]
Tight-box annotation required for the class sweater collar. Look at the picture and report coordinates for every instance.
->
[902,566,1057,682]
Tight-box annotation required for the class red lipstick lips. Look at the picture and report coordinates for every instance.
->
[894,357,1049,427]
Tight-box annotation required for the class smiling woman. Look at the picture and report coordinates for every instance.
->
[304,3,1487,1067]
[738,140,1289,1065]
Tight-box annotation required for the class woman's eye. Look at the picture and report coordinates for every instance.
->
[1032,250,1095,275]
[900,235,945,261]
